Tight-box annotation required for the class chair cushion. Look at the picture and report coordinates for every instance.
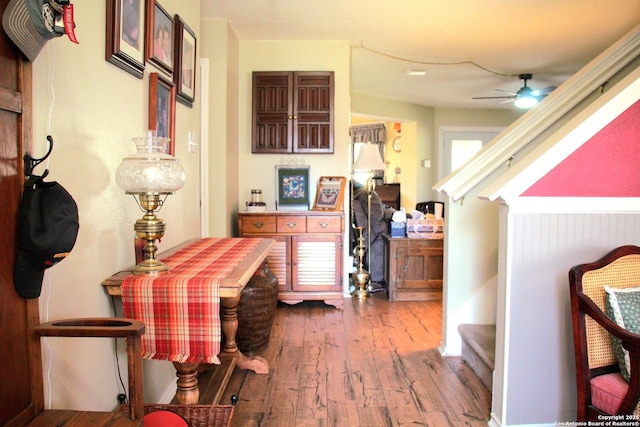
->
[144,409,189,426]
[604,285,640,381]
[591,372,628,414]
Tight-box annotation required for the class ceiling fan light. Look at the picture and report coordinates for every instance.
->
[514,95,538,109]
[406,69,426,76]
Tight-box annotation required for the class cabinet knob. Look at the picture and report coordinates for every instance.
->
[319,222,328,228]
[287,222,297,228]
[254,222,264,228]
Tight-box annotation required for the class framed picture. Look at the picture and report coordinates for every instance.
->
[105,0,145,78]
[276,166,310,209]
[312,176,347,211]
[145,0,173,76]
[174,15,197,107]
[148,73,176,155]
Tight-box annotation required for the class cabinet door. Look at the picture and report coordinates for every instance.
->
[393,242,443,290]
[252,71,334,154]
[292,235,341,292]
[293,72,334,154]
[265,235,291,292]
[252,72,293,153]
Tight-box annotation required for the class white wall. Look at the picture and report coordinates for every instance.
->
[493,211,640,425]
[236,41,351,213]
[32,1,201,410]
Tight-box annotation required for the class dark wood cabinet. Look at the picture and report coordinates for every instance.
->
[252,71,334,154]
[375,183,401,210]
[239,211,344,309]
[383,235,443,301]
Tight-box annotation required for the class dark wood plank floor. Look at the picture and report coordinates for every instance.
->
[221,293,491,426]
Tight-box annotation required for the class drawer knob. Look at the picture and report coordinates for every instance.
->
[287,222,297,228]
[319,222,329,228]
[254,222,264,228]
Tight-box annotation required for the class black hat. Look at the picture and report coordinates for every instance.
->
[14,174,79,299]
[2,0,67,62]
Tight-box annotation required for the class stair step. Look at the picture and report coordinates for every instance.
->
[458,324,496,390]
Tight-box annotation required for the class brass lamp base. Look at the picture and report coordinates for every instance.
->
[132,258,169,276]
[131,193,170,276]
[351,226,370,299]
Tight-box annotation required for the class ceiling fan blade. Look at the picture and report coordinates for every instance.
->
[472,95,516,100]
[494,89,519,96]
[532,85,557,97]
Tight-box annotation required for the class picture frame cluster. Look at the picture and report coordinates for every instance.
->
[105,0,198,154]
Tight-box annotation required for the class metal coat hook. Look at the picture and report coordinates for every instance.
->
[24,135,53,177]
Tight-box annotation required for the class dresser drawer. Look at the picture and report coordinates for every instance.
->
[241,215,276,233]
[277,216,306,233]
[307,216,342,233]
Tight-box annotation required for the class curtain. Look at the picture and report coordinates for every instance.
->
[350,123,386,144]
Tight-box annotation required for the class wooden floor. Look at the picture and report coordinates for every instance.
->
[221,293,491,427]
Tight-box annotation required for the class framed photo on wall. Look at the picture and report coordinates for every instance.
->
[312,176,347,211]
[276,166,310,209]
[148,72,176,155]
[105,0,145,78]
[145,0,173,76]
[174,15,197,107]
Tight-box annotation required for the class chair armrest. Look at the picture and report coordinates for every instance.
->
[33,317,145,338]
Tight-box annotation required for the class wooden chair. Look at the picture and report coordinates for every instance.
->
[569,245,640,420]
[26,318,145,426]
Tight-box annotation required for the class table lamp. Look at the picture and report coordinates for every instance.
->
[351,142,385,298]
[116,131,186,275]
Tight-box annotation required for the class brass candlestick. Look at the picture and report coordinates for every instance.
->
[352,226,370,298]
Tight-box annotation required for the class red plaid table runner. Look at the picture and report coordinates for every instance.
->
[122,237,261,364]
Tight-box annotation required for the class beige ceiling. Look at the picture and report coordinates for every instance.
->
[200,0,640,110]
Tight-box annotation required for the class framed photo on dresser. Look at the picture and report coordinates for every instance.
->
[312,176,346,211]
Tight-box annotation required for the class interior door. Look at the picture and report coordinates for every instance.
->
[439,127,504,181]
[0,0,41,424]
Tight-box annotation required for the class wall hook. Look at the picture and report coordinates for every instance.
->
[24,135,54,177]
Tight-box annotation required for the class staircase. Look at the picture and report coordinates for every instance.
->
[458,324,496,390]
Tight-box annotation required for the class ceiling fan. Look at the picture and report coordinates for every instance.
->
[473,73,557,108]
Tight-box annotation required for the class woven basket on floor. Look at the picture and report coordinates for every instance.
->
[122,403,235,427]
[236,262,278,354]
[143,404,235,427]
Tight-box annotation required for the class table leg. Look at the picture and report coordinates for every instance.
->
[172,362,200,404]
[219,293,269,374]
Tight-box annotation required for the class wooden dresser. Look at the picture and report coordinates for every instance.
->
[238,211,344,309]
[383,234,443,302]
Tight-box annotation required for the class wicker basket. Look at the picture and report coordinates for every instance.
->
[142,404,235,427]
[121,403,235,427]
[236,262,278,354]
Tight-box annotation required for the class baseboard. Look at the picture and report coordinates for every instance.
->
[488,412,556,427]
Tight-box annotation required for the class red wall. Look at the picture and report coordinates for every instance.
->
[522,99,640,197]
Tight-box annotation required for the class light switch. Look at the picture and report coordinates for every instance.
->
[188,132,197,153]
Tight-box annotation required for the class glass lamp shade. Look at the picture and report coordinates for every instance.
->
[116,133,186,194]
[353,143,385,171]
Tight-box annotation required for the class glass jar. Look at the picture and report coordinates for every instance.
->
[249,189,265,206]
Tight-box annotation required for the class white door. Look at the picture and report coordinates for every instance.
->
[438,127,504,181]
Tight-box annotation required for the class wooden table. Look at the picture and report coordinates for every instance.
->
[102,238,275,405]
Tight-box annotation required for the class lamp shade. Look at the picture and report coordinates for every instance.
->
[353,143,385,171]
[116,133,186,194]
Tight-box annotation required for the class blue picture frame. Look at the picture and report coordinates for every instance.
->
[276,165,310,209]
